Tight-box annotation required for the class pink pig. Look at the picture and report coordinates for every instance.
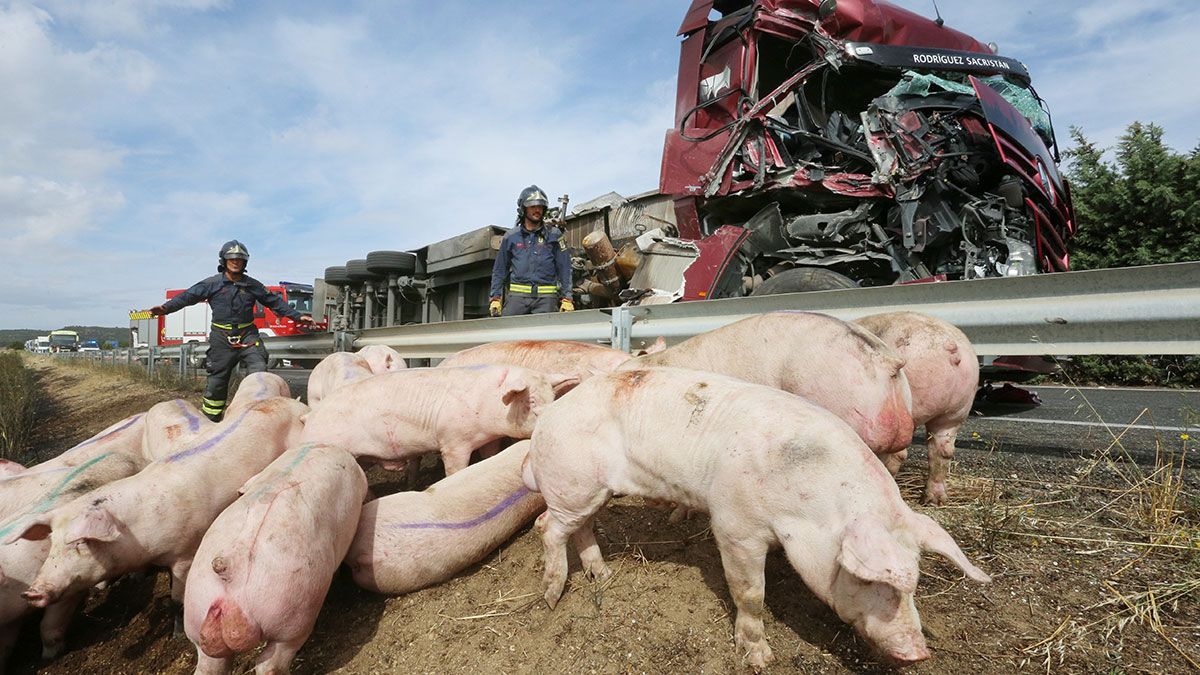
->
[8,398,307,626]
[855,312,980,505]
[225,372,292,418]
[141,398,214,463]
[0,451,141,668]
[307,345,406,407]
[438,340,632,386]
[300,366,577,475]
[347,440,545,595]
[0,414,149,521]
[0,461,22,477]
[625,311,914,457]
[184,443,366,675]
[524,367,989,668]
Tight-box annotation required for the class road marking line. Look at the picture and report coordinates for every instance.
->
[972,416,1197,433]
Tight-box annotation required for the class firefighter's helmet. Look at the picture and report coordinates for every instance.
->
[516,185,549,221]
[217,240,250,273]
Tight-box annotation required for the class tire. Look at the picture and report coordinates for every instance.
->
[751,268,859,295]
[323,266,351,286]
[366,250,417,276]
[345,259,380,283]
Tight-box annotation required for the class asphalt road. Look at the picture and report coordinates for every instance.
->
[273,368,1198,464]
[966,385,1198,462]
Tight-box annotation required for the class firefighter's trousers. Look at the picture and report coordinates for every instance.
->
[501,293,558,316]
[202,330,268,422]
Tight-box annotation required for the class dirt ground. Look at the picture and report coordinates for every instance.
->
[6,357,1199,674]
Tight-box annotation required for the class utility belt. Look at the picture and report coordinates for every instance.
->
[508,283,559,297]
[211,321,259,349]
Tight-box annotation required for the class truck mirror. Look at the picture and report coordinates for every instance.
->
[818,0,837,19]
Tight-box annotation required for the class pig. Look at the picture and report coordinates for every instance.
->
[524,367,990,668]
[0,451,141,667]
[623,311,914,457]
[7,397,307,629]
[225,372,293,418]
[347,440,545,595]
[306,345,406,407]
[438,340,631,386]
[183,443,366,675]
[854,312,980,505]
[0,413,150,521]
[300,366,578,475]
[141,398,214,462]
[0,460,23,477]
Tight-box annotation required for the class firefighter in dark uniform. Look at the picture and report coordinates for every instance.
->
[488,185,574,317]
[149,240,313,421]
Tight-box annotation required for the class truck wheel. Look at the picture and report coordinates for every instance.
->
[323,266,351,286]
[365,250,418,276]
[751,268,859,295]
[345,259,381,283]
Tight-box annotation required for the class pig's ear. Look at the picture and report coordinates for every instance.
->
[548,373,581,397]
[238,468,270,496]
[500,373,530,406]
[646,336,667,354]
[65,507,121,544]
[837,516,919,594]
[1,513,53,544]
[908,512,992,583]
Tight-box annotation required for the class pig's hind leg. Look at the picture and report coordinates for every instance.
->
[194,648,233,675]
[923,416,963,506]
[711,519,773,670]
[254,639,301,675]
[540,492,611,609]
[571,515,612,582]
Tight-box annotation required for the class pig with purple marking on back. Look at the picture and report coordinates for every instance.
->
[347,440,544,595]
[5,397,306,635]
[307,345,405,407]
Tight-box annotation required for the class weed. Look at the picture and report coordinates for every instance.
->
[0,352,36,460]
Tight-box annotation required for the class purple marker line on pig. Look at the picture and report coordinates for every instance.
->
[174,399,201,432]
[165,412,248,463]
[388,487,532,530]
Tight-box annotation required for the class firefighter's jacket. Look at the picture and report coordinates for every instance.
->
[489,224,572,299]
[161,273,302,335]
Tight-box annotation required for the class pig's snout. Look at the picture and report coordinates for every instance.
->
[23,585,55,608]
[876,631,930,666]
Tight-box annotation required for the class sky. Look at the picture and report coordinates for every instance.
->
[2,0,1196,330]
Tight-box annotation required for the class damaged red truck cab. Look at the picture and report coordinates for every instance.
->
[653,0,1075,301]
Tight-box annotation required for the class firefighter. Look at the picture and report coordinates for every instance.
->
[488,185,574,317]
[149,240,313,422]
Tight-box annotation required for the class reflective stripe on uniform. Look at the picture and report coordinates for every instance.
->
[509,283,558,294]
[211,321,255,330]
[202,398,226,414]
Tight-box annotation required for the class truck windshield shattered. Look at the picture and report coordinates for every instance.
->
[647,0,1076,298]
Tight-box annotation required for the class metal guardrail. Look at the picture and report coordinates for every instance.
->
[353,262,1200,357]
[44,262,1200,369]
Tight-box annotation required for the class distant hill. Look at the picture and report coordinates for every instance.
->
[2,326,131,348]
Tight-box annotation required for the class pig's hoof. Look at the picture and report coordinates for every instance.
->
[41,640,64,661]
[543,588,561,610]
[583,561,612,582]
[922,485,947,506]
[740,639,774,671]
[172,615,185,639]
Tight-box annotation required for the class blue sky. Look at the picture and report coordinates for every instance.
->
[2,0,1196,330]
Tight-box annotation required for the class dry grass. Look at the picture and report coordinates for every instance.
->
[0,352,37,460]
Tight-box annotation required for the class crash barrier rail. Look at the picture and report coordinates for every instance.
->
[45,261,1200,372]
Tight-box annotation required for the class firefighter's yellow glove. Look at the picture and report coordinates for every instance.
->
[489,298,502,317]
[559,298,575,312]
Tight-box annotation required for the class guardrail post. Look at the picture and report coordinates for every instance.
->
[148,347,157,377]
[610,307,633,353]
[180,343,189,381]
[334,330,355,353]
